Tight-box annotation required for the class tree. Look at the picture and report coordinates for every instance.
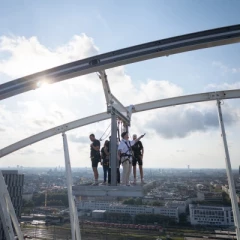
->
[222,192,231,206]
[151,201,164,207]
[122,198,142,205]
[179,213,188,226]
[32,190,69,207]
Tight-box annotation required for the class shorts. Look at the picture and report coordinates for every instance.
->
[132,156,143,166]
[91,157,100,168]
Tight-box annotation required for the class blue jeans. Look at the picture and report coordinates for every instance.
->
[103,165,109,182]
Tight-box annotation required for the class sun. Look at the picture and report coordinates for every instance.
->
[36,79,50,88]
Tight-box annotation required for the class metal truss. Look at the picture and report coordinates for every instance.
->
[1,24,240,240]
[0,24,240,101]
[0,171,24,240]
[1,89,240,159]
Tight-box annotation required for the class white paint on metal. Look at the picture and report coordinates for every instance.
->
[62,133,81,240]
[1,25,240,100]
[0,171,24,240]
[216,100,240,238]
[1,90,240,159]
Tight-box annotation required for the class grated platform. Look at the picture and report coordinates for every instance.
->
[72,184,145,197]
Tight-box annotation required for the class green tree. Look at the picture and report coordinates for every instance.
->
[222,192,231,206]
[122,198,142,205]
[152,201,164,206]
[179,213,188,226]
[32,191,69,207]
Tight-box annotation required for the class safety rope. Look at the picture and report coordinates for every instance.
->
[99,123,111,141]
[100,129,111,141]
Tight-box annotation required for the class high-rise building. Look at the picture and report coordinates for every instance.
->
[0,170,24,240]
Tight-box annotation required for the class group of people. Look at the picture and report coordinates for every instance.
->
[89,132,145,186]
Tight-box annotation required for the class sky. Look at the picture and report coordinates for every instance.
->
[0,0,240,169]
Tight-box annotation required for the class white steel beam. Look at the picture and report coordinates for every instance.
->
[0,172,15,240]
[0,24,240,101]
[133,90,236,112]
[98,70,112,106]
[0,112,109,158]
[107,106,130,126]
[98,70,128,117]
[216,100,240,239]
[0,171,24,240]
[62,133,81,240]
[1,89,240,158]
[111,94,129,117]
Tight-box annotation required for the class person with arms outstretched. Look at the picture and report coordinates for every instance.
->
[132,134,145,184]
[118,132,145,186]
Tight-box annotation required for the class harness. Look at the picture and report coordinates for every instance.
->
[121,141,134,164]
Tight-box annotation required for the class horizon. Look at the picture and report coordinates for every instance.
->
[1,166,239,171]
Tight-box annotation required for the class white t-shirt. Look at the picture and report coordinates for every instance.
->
[118,139,136,155]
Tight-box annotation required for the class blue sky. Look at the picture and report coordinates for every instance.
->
[1,0,240,91]
[0,1,240,169]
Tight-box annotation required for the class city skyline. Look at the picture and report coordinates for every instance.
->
[1,1,240,168]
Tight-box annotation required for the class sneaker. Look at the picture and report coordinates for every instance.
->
[92,182,98,186]
[133,179,137,185]
[141,179,146,184]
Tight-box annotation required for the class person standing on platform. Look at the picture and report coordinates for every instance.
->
[118,132,145,186]
[132,134,145,184]
[89,134,101,185]
[101,140,110,185]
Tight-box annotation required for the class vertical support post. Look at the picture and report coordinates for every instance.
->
[6,197,24,240]
[0,171,15,240]
[110,112,117,186]
[62,133,81,240]
[0,171,23,240]
[216,100,240,239]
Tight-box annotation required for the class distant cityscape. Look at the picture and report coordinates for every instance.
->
[1,166,240,239]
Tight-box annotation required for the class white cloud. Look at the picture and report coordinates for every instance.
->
[142,103,239,139]
[212,61,240,75]
[1,34,240,169]
[176,149,185,153]
[0,34,99,78]
[139,80,183,101]
[205,82,240,91]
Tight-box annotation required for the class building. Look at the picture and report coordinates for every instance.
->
[222,184,240,203]
[92,210,106,219]
[165,200,188,214]
[197,191,223,202]
[0,170,24,240]
[189,204,234,226]
[77,201,179,222]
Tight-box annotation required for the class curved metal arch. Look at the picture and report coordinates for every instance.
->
[1,89,240,158]
[0,24,240,101]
